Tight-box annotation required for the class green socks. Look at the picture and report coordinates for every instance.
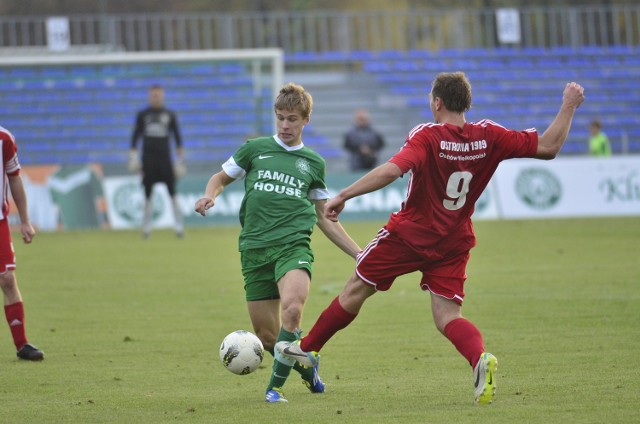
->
[267,327,313,390]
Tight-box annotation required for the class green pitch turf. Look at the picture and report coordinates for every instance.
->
[1,217,639,423]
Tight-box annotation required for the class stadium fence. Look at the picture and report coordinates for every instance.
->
[0,5,639,54]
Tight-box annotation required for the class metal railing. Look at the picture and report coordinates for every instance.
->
[0,5,639,54]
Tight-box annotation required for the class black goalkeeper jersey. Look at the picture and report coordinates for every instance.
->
[130,106,182,169]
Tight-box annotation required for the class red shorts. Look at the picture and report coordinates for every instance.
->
[0,218,16,273]
[356,227,470,304]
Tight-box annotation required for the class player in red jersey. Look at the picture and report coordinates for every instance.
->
[277,72,584,404]
[0,126,44,360]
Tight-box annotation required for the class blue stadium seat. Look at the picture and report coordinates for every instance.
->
[10,67,37,77]
[348,50,375,60]
[286,51,321,63]
[578,45,611,56]
[504,57,536,69]
[515,46,549,57]
[40,67,67,77]
[606,45,635,55]
[403,50,433,59]
[537,57,565,68]
[548,46,577,56]
[435,48,478,58]
[376,50,405,60]
[592,56,621,67]
[449,59,480,70]
[362,61,392,73]
[319,51,353,61]
[392,61,422,72]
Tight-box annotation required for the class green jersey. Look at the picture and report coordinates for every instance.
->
[222,136,330,251]
[589,132,612,156]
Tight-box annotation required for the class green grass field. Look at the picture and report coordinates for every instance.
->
[1,217,639,423]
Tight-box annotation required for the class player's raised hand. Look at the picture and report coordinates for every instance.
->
[324,197,345,222]
[563,82,585,109]
[195,197,215,216]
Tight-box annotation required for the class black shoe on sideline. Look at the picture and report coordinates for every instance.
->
[17,343,45,361]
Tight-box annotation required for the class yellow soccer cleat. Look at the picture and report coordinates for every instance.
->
[473,352,498,405]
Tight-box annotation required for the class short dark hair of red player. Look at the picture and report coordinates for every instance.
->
[431,72,472,113]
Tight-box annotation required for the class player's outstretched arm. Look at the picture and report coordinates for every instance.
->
[324,162,402,222]
[536,82,585,160]
[194,170,235,216]
[8,174,35,243]
[314,199,361,259]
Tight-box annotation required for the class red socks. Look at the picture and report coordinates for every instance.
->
[5,302,28,350]
[300,296,357,352]
[444,318,485,369]
[299,298,485,370]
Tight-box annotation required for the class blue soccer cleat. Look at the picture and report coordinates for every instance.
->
[265,387,288,403]
[303,363,325,394]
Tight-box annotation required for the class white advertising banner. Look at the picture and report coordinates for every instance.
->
[100,157,640,230]
[103,176,175,230]
[493,156,640,218]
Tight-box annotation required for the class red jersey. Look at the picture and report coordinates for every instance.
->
[0,126,21,220]
[387,119,537,256]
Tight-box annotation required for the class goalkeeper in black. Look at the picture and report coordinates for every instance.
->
[129,84,185,238]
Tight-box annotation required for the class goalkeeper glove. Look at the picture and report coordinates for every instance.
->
[128,151,141,173]
[174,159,187,178]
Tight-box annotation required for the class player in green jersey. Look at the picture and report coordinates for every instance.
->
[195,83,361,403]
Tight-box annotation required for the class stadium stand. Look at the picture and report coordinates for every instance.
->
[0,46,638,173]
[356,46,640,155]
[0,61,341,174]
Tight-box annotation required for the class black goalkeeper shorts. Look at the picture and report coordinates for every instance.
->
[142,163,176,198]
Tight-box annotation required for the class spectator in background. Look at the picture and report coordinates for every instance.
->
[0,125,44,361]
[343,109,386,171]
[588,120,612,156]
[129,84,186,239]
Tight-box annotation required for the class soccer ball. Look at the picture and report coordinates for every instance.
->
[219,330,264,375]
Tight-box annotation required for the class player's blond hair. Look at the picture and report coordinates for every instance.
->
[431,72,472,113]
[274,82,313,119]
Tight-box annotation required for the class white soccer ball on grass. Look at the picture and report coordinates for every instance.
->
[219,330,264,375]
